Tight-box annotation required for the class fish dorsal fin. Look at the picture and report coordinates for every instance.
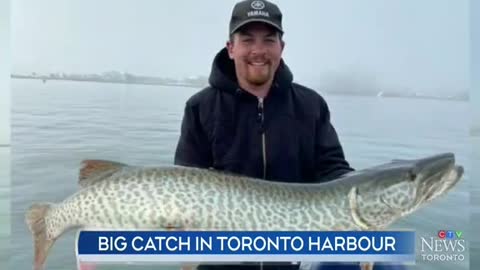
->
[79,160,128,188]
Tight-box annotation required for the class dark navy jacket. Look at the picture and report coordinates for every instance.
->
[174,48,353,183]
[173,48,363,270]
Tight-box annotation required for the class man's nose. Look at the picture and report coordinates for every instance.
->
[251,41,267,55]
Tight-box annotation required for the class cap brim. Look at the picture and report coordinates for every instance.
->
[230,18,283,34]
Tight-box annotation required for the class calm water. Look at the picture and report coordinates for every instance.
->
[0,146,10,265]
[8,79,471,270]
[470,135,480,269]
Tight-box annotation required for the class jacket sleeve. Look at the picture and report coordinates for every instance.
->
[174,102,213,168]
[314,99,355,182]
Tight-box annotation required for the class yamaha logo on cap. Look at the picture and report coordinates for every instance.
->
[251,0,265,10]
[229,0,284,34]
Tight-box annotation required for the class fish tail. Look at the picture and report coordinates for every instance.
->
[25,203,55,270]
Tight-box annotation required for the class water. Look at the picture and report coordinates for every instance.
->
[0,146,10,265]
[8,79,471,270]
[470,135,480,268]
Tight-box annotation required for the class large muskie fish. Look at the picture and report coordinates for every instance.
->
[25,153,463,270]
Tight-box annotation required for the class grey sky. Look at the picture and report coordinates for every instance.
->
[0,0,11,144]
[12,0,469,94]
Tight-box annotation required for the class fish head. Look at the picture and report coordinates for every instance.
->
[352,152,463,229]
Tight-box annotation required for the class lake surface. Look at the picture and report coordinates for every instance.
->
[7,79,471,269]
[470,135,480,269]
[0,146,10,265]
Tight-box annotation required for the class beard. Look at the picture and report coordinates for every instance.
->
[245,63,272,86]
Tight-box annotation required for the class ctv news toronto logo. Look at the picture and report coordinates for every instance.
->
[420,230,466,262]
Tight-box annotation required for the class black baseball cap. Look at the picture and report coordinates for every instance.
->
[229,0,283,35]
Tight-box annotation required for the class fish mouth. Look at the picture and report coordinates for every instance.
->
[394,153,463,217]
[423,165,463,203]
[414,152,463,203]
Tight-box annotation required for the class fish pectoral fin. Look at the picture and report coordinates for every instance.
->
[79,160,128,187]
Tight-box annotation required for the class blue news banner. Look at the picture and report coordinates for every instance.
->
[76,231,415,263]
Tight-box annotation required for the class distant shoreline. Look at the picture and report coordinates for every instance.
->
[11,75,203,89]
[11,75,468,102]
[471,128,480,137]
[329,92,469,102]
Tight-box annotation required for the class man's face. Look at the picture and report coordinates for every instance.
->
[227,22,284,89]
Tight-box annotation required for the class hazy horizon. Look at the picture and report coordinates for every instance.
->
[12,0,470,94]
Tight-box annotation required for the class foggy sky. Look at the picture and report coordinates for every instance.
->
[1,0,11,145]
[11,0,470,94]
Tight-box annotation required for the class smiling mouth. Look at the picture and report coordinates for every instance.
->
[248,60,269,66]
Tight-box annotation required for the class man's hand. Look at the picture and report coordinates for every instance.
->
[360,262,374,270]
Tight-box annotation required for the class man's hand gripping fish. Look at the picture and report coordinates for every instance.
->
[25,152,464,270]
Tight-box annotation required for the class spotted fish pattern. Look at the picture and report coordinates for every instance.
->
[25,153,464,270]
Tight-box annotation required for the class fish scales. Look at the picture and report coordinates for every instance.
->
[45,167,356,238]
[25,153,464,270]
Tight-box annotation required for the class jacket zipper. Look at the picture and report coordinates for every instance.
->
[257,97,267,179]
[258,97,266,270]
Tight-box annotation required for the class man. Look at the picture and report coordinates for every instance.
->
[174,0,381,269]
[175,0,352,184]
